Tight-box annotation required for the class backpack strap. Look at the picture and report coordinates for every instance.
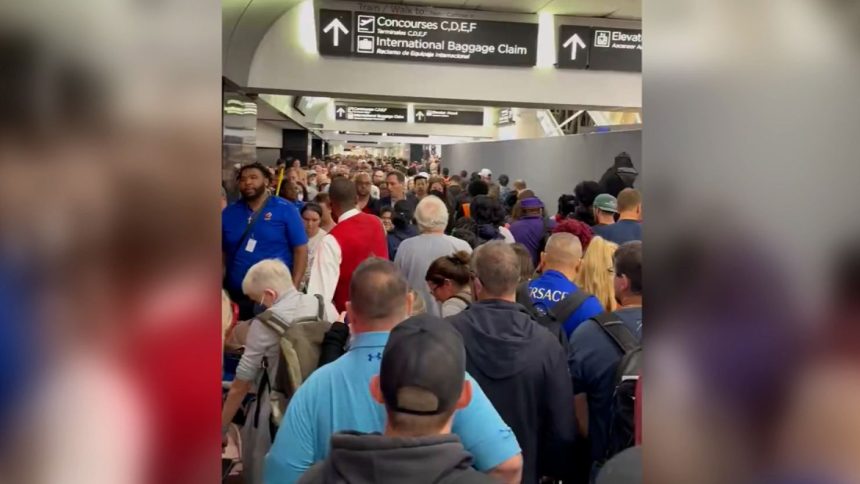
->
[290,294,329,325]
[515,281,537,314]
[593,312,639,355]
[547,290,591,325]
[257,309,289,336]
[313,294,326,320]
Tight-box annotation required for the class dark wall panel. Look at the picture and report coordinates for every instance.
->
[442,130,641,203]
[281,129,311,166]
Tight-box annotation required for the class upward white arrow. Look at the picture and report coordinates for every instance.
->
[323,18,349,47]
[336,107,345,116]
[416,111,425,120]
[563,33,587,60]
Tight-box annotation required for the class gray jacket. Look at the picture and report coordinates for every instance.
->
[298,432,496,484]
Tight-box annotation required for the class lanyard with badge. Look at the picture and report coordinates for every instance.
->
[230,195,268,263]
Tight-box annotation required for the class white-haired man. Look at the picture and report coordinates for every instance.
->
[221,259,337,484]
[394,194,472,316]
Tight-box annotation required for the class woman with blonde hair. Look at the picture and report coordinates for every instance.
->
[575,235,619,312]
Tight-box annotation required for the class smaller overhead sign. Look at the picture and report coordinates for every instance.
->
[497,108,514,125]
[415,108,484,125]
[335,104,407,122]
[556,25,641,72]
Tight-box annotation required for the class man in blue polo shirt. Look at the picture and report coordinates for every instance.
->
[528,233,604,338]
[265,258,523,484]
[223,162,308,319]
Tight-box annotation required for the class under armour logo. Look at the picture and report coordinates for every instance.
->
[367,352,382,362]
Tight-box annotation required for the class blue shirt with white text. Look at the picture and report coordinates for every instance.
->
[528,270,604,338]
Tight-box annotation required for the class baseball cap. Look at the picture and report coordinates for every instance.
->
[380,314,466,416]
[478,168,492,177]
[414,172,430,180]
[594,193,618,213]
[520,197,544,210]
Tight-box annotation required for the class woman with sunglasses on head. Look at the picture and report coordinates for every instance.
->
[425,251,473,317]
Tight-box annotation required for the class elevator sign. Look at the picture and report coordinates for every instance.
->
[318,8,538,67]
[556,25,641,72]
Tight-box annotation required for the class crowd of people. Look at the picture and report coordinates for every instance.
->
[221,152,643,484]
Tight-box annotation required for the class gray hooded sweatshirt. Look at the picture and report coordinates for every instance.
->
[298,432,496,484]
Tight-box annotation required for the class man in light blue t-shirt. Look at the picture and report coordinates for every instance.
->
[264,259,523,484]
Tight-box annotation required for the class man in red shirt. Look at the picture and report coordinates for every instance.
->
[308,178,388,312]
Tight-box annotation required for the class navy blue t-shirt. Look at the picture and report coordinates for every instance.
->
[222,196,308,293]
[568,306,642,462]
[528,270,604,338]
[591,220,642,245]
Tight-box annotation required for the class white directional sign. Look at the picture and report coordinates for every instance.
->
[563,33,587,60]
[415,111,426,121]
[323,18,349,47]
[497,108,514,126]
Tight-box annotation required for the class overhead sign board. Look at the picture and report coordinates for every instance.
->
[318,7,538,67]
[556,25,641,72]
[497,108,514,126]
[415,108,484,125]
[335,104,407,122]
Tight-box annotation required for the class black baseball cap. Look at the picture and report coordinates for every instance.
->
[380,314,466,416]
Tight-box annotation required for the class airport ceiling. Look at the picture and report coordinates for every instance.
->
[358,0,641,18]
[256,98,304,130]
[224,0,641,90]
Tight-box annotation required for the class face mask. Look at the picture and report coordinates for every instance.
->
[430,190,445,200]
[254,291,273,315]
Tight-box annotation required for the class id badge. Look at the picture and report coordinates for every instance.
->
[245,238,257,253]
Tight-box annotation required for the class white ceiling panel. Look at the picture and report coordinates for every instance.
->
[357,0,641,18]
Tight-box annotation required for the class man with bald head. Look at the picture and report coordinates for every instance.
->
[447,241,576,484]
[526,233,605,339]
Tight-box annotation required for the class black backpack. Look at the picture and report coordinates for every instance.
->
[593,312,642,460]
[598,152,639,197]
[516,281,592,347]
